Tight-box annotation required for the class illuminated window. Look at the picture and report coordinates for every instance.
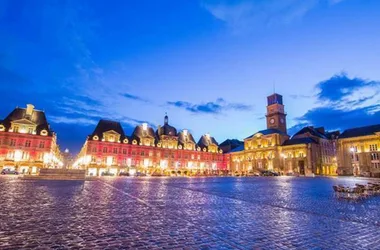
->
[14,126,19,133]
[22,151,30,160]
[28,127,33,134]
[370,144,378,151]
[371,153,379,161]
[7,151,15,159]
[299,152,304,158]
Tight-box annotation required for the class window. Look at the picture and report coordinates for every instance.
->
[10,139,16,146]
[372,162,380,169]
[28,127,33,134]
[371,153,379,161]
[22,151,29,160]
[141,151,145,156]
[113,148,118,154]
[7,151,14,159]
[103,147,107,153]
[122,149,127,154]
[92,147,97,153]
[91,156,96,162]
[39,141,45,148]
[370,144,378,152]
[351,154,359,161]
[299,152,304,158]
[14,126,19,133]
[25,140,31,147]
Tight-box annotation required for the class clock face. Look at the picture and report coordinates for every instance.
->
[280,118,284,124]
[270,118,275,124]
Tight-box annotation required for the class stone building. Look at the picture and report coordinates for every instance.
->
[228,93,340,176]
[74,115,227,176]
[337,125,380,177]
[0,104,63,174]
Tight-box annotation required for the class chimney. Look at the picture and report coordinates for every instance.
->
[26,104,35,116]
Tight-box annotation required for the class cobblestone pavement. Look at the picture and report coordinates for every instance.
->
[0,176,380,249]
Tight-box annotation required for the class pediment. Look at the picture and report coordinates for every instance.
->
[103,130,120,136]
[11,119,36,126]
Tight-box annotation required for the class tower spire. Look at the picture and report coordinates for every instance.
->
[164,112,168,125]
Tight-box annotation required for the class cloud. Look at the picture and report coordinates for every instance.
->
[49,116,98,126]
[202,0,347,32]
[121,93,148,102]
[167,98,252,114]
[289,73,380,134]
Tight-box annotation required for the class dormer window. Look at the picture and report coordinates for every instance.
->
[0,125,4,131]
[123,138,129,144]
[40,130,48,136]
[93,135,99,140]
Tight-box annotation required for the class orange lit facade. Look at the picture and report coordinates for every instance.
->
[0,104,63,174]
[228,94,341,176]
[74,115,227,176]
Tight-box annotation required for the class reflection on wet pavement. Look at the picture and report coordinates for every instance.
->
[0,176,379,249]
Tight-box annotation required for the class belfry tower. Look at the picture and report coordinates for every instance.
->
[265,93,287,134]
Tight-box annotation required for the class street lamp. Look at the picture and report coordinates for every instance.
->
[350,147,358,176]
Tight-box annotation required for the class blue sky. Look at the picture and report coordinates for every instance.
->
[1,0,379,153]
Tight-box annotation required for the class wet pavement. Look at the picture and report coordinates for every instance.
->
[0,176,380,249]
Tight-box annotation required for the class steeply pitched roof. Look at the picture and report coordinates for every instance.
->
[245,129,287,139]
[219,139,243,147]
[90,120,126,140]
[229,144,244,153]
[177,130,196,146]
[132,124,157,143]
[282,137,318,146]
[1,107,52,135]
[292,126,327,139]
[339,124,380,139]
[197,135,219,149]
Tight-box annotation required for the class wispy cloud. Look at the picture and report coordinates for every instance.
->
[167,98,252,114]
[121,93,149,103]
[202,0,347,33]
[49,116,98,126]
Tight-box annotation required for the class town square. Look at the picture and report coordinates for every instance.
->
[1,0,380,249]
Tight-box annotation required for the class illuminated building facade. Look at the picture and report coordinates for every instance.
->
[337,125,380,177]
[228,93,340,176]
[74,115,226,176]
[0,104,63,174]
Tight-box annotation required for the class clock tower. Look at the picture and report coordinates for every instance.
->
[266,93,287,134]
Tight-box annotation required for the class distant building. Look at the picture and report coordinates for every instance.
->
[0,104,63,174]
[62,148,74,168]
[337,125,380,177]
[74,115,227,176]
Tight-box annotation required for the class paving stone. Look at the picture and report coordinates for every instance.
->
[0,176,380,249]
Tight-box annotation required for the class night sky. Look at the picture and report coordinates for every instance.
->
[1,0,379,153]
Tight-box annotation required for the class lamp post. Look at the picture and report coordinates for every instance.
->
[350,147,358,176]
